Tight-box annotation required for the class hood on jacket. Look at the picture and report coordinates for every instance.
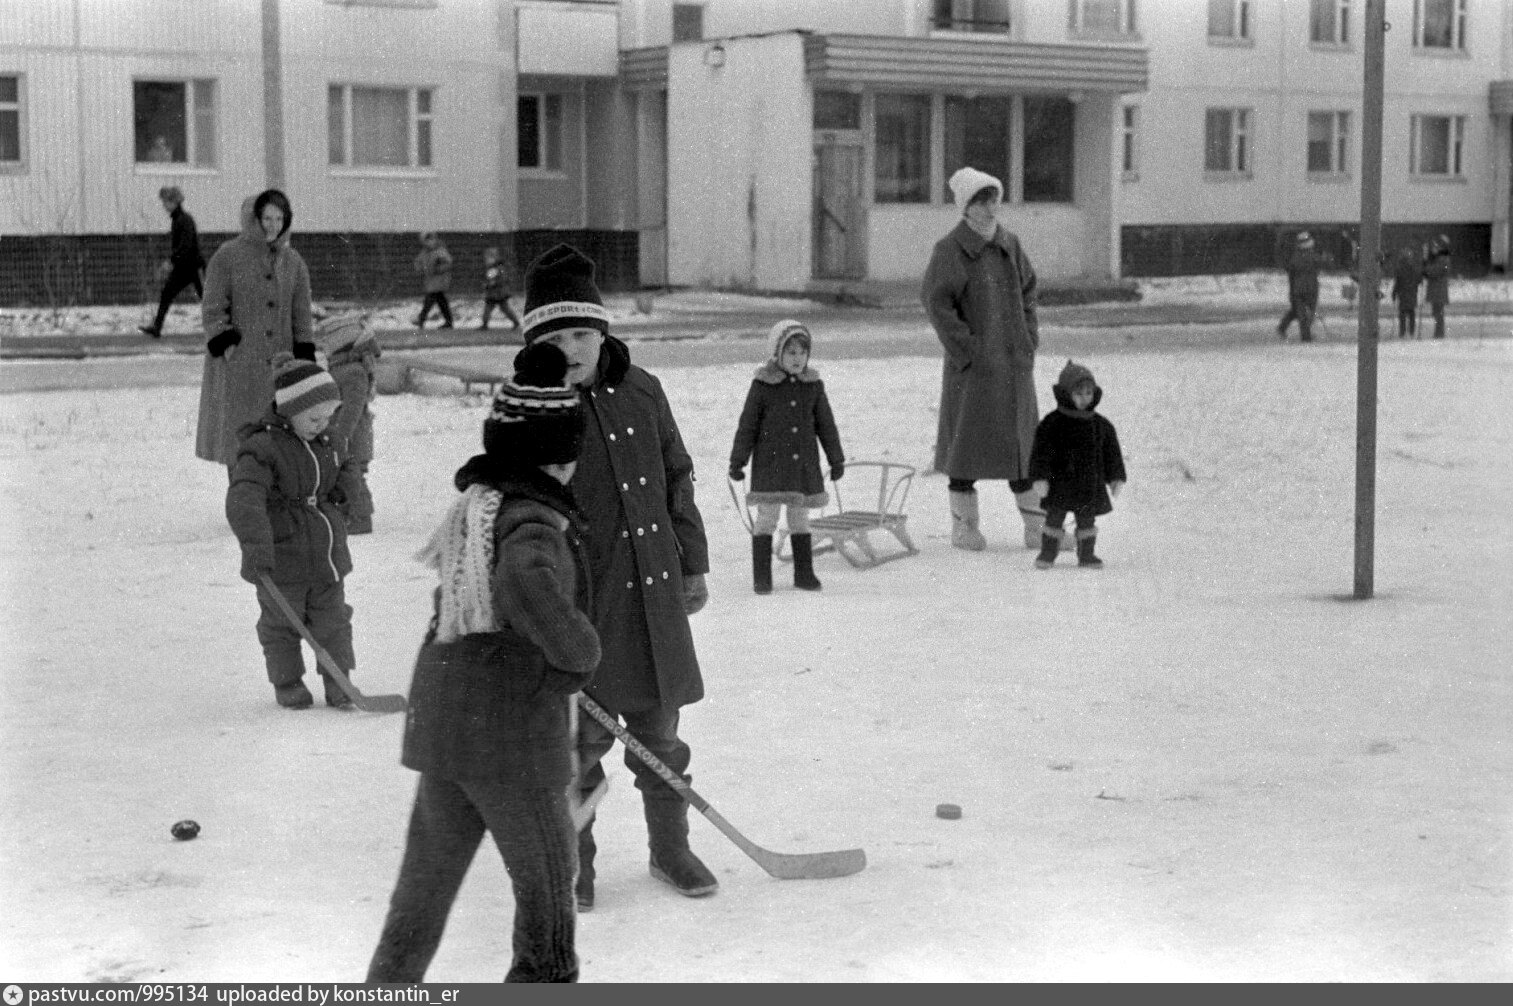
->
[242,189,293,247]
[1052,359,1102,411]
[948,166,1003,211]
[315,313,378,357]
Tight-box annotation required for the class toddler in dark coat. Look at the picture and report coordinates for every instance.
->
[479,246,522,331]
[1027,360,1126,569]
[729,319,845,593]
[226,353,360,708]
[366,342,598,984]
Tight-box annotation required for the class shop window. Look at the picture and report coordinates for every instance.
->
[1208,0,1252,41]
[1023,96,1074,202]
[814,91,860,131]
[328,84,434,169]
[672,4,703,42]
[1310,0,1350,44]
[1307,111,1350,175]
[1414,0,1466,50]
[943,96,1010,201]
[1410,114,1464,177]
[133,79,217,167]
[873,94,931,203]
[518,93,563,171]
[931,0,1012,33]
[0,73,23,171]
[1204,107,1251,175]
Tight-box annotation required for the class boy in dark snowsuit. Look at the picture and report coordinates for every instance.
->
[226,353,360,708]
[367,342,597,983]
[1027,360,1127,570]
[315,313,380,533]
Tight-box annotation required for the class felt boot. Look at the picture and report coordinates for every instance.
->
[949,491,987,551]
[1034,528,1063,569]
[1076,530,1104,569]
[752,534,773,595]
[791,533,822,591]
[645,796,718,897]
[275,680,313,709]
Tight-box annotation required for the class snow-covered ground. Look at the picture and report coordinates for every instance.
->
[1,324,1509,981]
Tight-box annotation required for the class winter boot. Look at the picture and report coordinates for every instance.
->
[791,533,822,591]
[645,795,718,898]
[322,672,353,709]
[576,818,596,912]
[1034,528,1063,569]
[274,680,313,709]
[1076,530,1104,569]
[949,491,987,551]
[752,534,773,595]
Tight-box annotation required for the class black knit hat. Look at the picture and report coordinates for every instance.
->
[522,244,610,343]
[482,342,585,467]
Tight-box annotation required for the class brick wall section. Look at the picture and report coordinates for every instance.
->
[0,229,640,307]
[1122,223,1490,278]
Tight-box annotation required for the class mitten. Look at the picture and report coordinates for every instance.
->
[1108,480,1124,499]
[830,463,844,482]
[728,467,744,482]
[1031,480,1049,500]
[682,573,709,616]
[206,328,242,358]
[292,341,317,362]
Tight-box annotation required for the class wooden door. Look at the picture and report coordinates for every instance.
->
[812,138,866,280]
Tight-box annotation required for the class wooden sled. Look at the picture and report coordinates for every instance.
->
[731,461,919,570]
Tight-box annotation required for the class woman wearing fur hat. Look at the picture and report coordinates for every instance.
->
[1277,231,1322,343]
[1027,360,1127,570]
[226,352,361,709]
[1423,235,1452,339]
[315,313,381,533]
[518,243,718,910]
[729,319,846,593]
[197,189,317,468]
[922,166,1049,553]
[367,343,597,983]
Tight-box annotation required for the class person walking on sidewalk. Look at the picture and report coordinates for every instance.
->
[1277,231,1322,343]
[1424,235,1452,340]
[922,166,1052,553]
[413,231,455,330]
[520,243,718,912]
[479,246,522,332]
[1391,244,1424,339]
[140,186,205,338]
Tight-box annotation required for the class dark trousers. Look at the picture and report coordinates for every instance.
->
[1044,507,1097,537]
[481,296,520,329]
[1279,296,1316,341]
[575,702,689,806]
[417,292,454,327]
[1397,306,1418,338]
[151,264,203,331]
[253,578,354,686]
[948,477,1035,494]
[367,773,579,983]
[1429,303,1446,339]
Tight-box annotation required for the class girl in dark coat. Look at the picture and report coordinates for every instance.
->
[728,319,846,593]
[367,343,598,984]
[1027,360,1127,570]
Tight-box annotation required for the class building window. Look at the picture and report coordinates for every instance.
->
[1414,0,1466,50]
[1204,107,1251,175]
[133,79,217,167]
[1307,111,1350,175]
[327,84,433,169]
[814,91,861,131]
[1410,114,1465,177]
[1309,0,1351,44]
[931,0,1012,33]
[1208,0,1252,41]
[1023,96,1074,202]
[518,93,563,171]
[943,96,1010,201]
[873,93,931,203]
[1,73,24,171]
[672,3,703,42]
[1070,0,1137,36]
[1121,104,1139,176]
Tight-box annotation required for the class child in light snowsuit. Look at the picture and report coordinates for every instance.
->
[1391,245,1423,339]
[413,231,454,330]
[479,246,522,332]
[729,320,845,593]
[315,313,380,534]
[367,342,597,984]
[1027,360,1126,570]
[226,353,361,708]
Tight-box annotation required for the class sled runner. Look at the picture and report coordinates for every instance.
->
[767,461,919,569]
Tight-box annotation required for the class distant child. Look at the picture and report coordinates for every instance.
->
[1423,235,1452,340]
[315,313,381,534]
[728,319,845,593]
[480,246,522,332]
[226,353,361,708]
[413,231,454,330]
[1027,360,1127,570]
[366,342,597,983]
[1391,245,1424,339]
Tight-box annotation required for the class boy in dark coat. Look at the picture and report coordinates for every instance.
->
[729,319,845,593]
[520,243,716,911]
[1391,245,1424,339]
[315,313,380,533]
[1027,360,1127,570]
[366,343,598,984]
[1278,231,1322,343]
[226,353,360,708]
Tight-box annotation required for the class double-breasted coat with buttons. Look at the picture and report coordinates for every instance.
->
[922,219,1041,481]
[574,336,708,713]
[196,197,314,464]
[729,361,844,507]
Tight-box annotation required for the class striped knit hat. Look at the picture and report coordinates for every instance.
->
[272,352,340,419]
[482,342,584,467]
[522,243,611,343]
[314,312,373,356]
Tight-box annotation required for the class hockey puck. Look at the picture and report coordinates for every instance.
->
[935,803,962,820]
[171,819,200,841]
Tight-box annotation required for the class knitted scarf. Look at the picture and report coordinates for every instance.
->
[416,482,503,643]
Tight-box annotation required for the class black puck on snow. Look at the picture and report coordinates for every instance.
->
[935,803,962,820]
[171,819,201,841]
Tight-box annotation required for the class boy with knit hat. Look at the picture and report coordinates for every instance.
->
[315,313,381,533]
[519,243,718,909]
[367,342,597,983]
[227,353,362,708]
[1026,360,1127,569]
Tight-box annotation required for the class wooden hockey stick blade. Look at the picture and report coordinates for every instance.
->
[258,574,407,714]
[570,778,609,833]
[576,695,865,880]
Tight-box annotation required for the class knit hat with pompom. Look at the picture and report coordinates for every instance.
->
[272,352,340,419]
[482,342,585,467]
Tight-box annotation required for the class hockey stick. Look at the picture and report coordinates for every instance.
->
[576,694,866,880]
[258,574,408,714]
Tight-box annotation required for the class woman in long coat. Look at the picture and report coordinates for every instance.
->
[196,189,314,467]
[922,166,1045,552]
